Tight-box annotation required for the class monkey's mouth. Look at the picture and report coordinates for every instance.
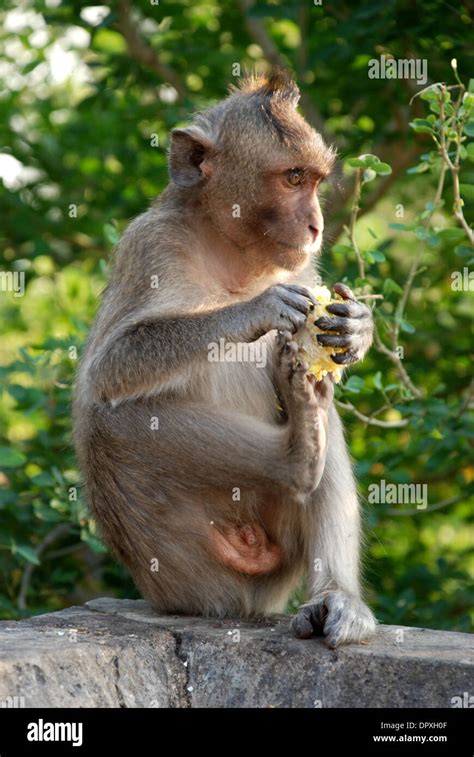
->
[277,240,305,250]
[277,239,321,254]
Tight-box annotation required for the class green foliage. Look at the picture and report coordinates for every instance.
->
[0,0,472,630]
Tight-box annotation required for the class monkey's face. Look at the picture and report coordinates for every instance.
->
[168,75,336,272]
[203,132,334,272]
[254,163,326,266]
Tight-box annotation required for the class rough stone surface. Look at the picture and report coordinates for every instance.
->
[0,597,472,708]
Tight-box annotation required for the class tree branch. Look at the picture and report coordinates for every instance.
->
[335,399,409,428]
[385,494,465,517]
[438,85,474,244]
[372,327,423,398]
[236,0,327,135]
[116,0,187,100]
[17,524,72,610]
[327,142,421,240]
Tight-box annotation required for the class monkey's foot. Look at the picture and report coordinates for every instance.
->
[274,330,334,415]
[291,591,376,648]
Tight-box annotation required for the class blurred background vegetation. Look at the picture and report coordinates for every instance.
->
[0,0,473,631]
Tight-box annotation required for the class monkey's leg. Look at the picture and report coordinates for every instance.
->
[83,387,327,605]
[291,405,377,647]
[272,331,333,500]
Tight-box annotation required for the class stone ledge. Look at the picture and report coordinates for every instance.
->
[0,597,472,708]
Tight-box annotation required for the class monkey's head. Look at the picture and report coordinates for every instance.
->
[169,70,336,272]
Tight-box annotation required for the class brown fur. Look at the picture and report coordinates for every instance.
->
[74,72,376,645]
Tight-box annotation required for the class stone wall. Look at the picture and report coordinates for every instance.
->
[0,597,472,708]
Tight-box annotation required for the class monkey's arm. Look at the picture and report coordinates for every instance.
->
[96,337,331,503]
[89,284,315,401]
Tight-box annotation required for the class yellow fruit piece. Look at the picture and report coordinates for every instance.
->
[294,284,345,383]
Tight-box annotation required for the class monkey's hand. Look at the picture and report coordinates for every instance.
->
[314,282,373,366]
[248,284,317,339]
[273,332,333,502]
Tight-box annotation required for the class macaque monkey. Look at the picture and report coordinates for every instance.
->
[74,70,376,647]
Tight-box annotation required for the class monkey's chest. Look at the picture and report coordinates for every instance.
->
[199,338,279,423]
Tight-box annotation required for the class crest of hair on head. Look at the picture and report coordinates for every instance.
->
[229,68,300,106]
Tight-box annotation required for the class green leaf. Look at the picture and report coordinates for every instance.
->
[383,278,403,295]
[400,319,415,334]
[415,226,431,240]
[371,249,386,262]
[371,162,392,175]
[438,228,467,244]
[0,448,27,468]
[99,258,110,275]
[80,157,101,175]
[80,529,108,554]
[103,223,120,247]
[331,243,353,255]
[347,153,385,171]
[455,244,474,259]
[346,157,366,168]
[420,85,441,101]
[420,150,438,163]
[12,542,40,565]
[407,162,430,174]
[426,232,441,248]
[466,143,474,162]
[93,29,127,54]
[31,472,55,487]
[409,119,434,134]
[464,123,474,137]
[459,184,474,201]
[362,168,377,183]
[33,502,63,523]
[373,371,383,391]
[343,375,365,394]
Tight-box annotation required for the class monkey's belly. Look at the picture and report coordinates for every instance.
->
[209,522,282,575]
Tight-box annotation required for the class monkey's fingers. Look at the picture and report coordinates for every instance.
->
[291,607,316,639]
[331,350,358,366]
[283,283,318,307]
[277,339,301,378]
[314,315,364,335]
[279,289,316,314]
[333,282,356,301]
[275,329,293,351]
[317,333,351,349]
[312,374,334,405]
[292,602,326,639]
[325,300,370,319]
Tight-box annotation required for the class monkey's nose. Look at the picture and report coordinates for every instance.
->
[309,225,319,243]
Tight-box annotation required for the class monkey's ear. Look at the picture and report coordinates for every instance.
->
[169,127,214,188]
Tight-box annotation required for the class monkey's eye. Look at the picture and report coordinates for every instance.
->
[286,168,304,187]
